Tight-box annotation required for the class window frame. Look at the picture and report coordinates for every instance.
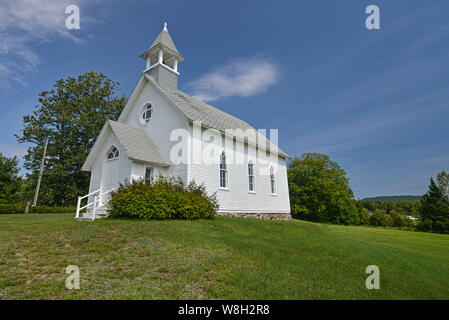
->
[140,103,153,125]
[248,161,255,193]
[106,146,120,161]
[219,151,229,190]
[144,166,153,184]
[270,166,277,195]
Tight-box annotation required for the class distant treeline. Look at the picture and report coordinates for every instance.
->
[357,200,420,230]
[361,195,422,202]
[359,200,420,216]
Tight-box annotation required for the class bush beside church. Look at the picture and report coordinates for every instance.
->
[108,177,218,220]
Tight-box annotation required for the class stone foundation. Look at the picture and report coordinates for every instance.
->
[217,212,292,221]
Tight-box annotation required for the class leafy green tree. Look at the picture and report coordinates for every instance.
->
[288,153,360,225]
[436,170,449,199]
[15,71,127,206]
[418,177,449,234]
[369,209,390,227]
[0,153,22,203]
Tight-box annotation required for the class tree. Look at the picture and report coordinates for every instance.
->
[436,170,449,199]
[0,153,22,203]
[287,153,360,225]
[418,177,449,234]
[15,71,127,206]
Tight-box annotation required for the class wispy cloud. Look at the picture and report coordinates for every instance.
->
[188,57,280,102]
[0,0,112,90]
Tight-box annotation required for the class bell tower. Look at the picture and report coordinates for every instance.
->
[140,23,185,90]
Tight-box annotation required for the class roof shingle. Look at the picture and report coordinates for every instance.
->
[144,75,288,157]
[109,120,169,166]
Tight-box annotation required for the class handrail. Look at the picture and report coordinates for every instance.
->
[76,188,115,220]
[98,188,114,198]
[92,188,115,221]
[79,189,101,201]
[78,203,93,211]
[76,189,100,218]
[97,188,115,209]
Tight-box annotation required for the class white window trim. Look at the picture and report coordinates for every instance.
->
[219,151,229,190]
[106,146,120,162]
[140,102,154,125]
[248,160,255,193]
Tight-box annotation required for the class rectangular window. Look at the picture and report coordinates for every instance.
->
[220,152,227,188]
[248,162,255,192]
[270,178,276,194]
[145,167,153,184]
[270,169,276,194]
[220,170,227,188]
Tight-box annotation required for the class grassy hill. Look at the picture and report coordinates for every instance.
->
[361,195,422,202]
[1,213,448,299]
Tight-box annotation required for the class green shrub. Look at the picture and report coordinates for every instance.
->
[0,203,75,214]
[369,210,390,226]
[108,177,218,220]
[30,206,75,214]
[359,208,371,225]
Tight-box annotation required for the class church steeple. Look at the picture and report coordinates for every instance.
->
[140,23,184,90]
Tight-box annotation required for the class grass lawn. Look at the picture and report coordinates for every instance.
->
[0,213,448,299]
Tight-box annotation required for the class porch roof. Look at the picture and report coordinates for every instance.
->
[81,120,169,171]
[108,120,169,166]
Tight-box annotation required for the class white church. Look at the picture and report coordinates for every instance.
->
[76,24,291,220]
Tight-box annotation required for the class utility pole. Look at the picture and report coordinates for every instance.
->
[32,138,48,207]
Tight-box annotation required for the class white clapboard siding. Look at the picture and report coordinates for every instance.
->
[188,125,290,213]
[122,80,188,183]
[87,132,133,205]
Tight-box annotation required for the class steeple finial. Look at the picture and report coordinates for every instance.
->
[163,22,167,31]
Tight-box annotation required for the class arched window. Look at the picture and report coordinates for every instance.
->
[248,161,255,192]
[142,104,153,123]
[220,151,228,188]
[270,166,276,194]
[107,146,119,160]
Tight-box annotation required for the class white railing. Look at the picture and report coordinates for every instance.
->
[91,188,114,221]
[75,188,115,220]
[76,189,100,218]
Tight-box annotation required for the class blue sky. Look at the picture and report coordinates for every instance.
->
[1,0,448,199]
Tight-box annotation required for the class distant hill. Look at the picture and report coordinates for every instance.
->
[361,195,422,202]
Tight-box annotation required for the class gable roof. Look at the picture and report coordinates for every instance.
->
[143,74,289,158]
[81,120,169,171]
